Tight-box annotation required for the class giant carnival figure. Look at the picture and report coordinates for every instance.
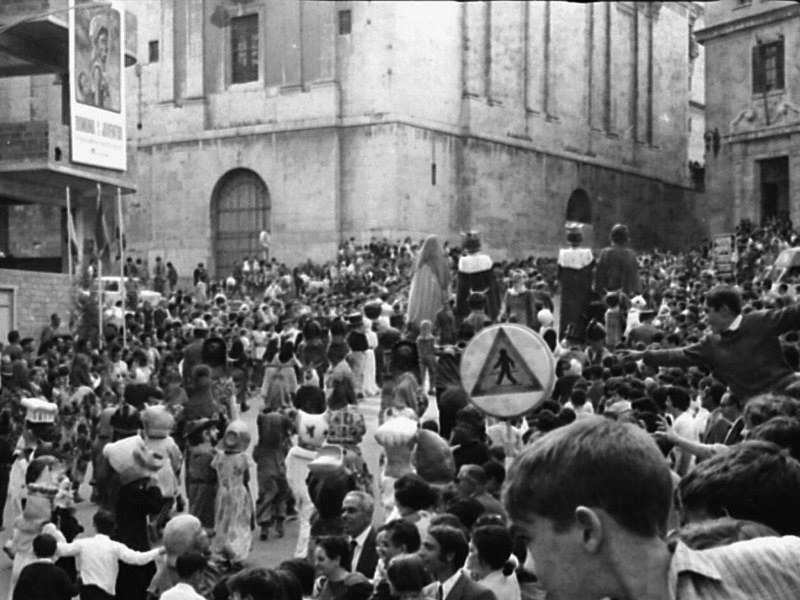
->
[455,231,501,323]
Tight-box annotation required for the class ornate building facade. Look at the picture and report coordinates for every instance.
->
[697,0,800,231]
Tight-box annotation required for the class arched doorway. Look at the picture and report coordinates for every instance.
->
[565,188,592,224]
[211,169,270,278]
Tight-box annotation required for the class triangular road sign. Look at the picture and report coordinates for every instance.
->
[471,327,543,397]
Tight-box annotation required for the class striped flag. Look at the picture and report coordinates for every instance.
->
[67,206,82,265]
[95,185,110,260]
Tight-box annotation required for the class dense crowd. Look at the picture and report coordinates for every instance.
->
[2,218,800,600]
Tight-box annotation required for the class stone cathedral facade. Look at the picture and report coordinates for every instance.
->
[122,1,706,276]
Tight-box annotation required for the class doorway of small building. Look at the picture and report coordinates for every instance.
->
[211,169,271,279]
[0,287,15,344]
[759,156,789,225]
[565,188,594,247]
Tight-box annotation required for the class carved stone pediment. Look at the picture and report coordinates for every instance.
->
[729,97,800,132]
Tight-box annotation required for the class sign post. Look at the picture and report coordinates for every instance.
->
[460,324,556,419]
[712,233,737,280]
[460,324,556,464]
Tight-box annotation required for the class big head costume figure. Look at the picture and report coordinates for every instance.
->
[455,231,501,322]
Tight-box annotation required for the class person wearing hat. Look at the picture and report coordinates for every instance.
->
[210,421,254,565]
[558,224,595,339]
[455,232,501,322]
[101,436,165,600]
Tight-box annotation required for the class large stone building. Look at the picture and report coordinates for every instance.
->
[122,0,707,277]
[697,0,800,231]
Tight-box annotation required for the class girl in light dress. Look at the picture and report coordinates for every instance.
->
[211,421,255,564]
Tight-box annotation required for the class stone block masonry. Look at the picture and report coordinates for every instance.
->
[0,269,73,340]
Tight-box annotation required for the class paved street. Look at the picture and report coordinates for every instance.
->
[0,392,384,596]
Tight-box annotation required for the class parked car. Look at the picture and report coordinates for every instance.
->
[99,276,163,308]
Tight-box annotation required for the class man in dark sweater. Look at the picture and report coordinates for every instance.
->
[627,285,800,402]
[13,533,77,600]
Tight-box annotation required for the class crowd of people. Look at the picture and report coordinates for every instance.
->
[2,218,800,600]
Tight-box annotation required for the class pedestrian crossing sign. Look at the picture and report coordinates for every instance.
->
[460,324,556,418]
[470,327,543,396]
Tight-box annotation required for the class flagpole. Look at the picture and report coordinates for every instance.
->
[118,187,126,350]
[97,183,103,351]
[66,186,73,281]
[97,256,103,351]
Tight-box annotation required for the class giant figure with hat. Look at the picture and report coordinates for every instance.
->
[102,434,165,600]
[557,223,595,340]
[455,231,501,323]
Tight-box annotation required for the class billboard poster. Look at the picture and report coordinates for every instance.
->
[69,0,126,171]
[712,233,736,277]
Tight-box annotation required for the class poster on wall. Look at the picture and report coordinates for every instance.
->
[712,233,736,277]
[69,0,126,171]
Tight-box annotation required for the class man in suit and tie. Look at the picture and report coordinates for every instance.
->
[342,491,378,578]
[419,525,496,600]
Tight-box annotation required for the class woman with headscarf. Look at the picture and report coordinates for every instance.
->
[557,224,595,339]
[406,235,450,329]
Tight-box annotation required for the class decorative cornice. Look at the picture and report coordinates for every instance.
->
[695,5,800,43]
[724,122,800,145]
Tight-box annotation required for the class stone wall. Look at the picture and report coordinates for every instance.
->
[0,268,72,340]
[98,1,710,270]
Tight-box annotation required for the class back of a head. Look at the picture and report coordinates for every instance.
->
[201,336,227,368]
[609,224,629,245]
[672,517,779,551]
[176,551,208,580]
[387,554,433,594]
[93,509,116,535]
[33,533,57,559]
[394,473,437,512]
[750,416,800,461]
[504,418,672,538]
[704,285,742,315]
[275,568,304,600]
[471,524,513,571]
[679,440,800,536]
[228,568,282,600]
[278,559,315,598]
[667,386,691,412]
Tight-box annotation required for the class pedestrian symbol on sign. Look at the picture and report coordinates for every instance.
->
[470,327,543,397]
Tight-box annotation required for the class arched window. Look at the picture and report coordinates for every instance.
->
[565,189,592,224]
[211,169,270,278]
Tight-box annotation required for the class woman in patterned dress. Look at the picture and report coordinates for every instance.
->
[211,420,254,564]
